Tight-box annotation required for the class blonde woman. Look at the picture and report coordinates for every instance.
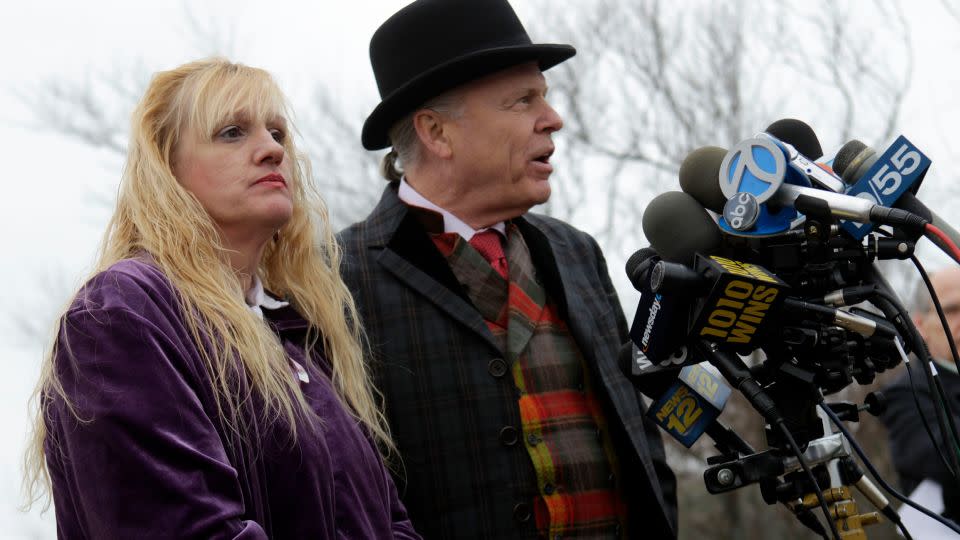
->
[24,58,420,539]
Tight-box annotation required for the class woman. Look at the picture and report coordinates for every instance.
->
[24,58,420,539]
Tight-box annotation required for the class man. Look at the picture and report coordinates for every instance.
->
[339,1,677,538]
[880,266,960,523]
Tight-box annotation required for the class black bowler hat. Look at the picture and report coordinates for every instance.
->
[361,0,576,150]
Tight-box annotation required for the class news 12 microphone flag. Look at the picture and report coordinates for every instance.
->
[648,363,731,448]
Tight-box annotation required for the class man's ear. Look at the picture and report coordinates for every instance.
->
[413,109,454,159]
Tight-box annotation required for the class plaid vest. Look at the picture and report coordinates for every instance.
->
[433,224,628,539]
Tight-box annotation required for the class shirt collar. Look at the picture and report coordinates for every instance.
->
[398,177,506,240]
[245,275,289,319]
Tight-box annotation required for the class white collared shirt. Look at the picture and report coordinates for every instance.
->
[245,275,289,319]
[398,177,506,240]
[244,276,309,383]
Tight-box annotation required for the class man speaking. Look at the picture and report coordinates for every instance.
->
[338,0,677,538]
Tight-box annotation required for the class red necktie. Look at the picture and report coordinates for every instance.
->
[469,230,509,279]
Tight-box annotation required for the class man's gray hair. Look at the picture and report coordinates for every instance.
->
[379,90,464,182]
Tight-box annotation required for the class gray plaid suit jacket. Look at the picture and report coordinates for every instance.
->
[338,183,677,539]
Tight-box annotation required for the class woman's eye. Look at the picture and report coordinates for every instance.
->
[270,129,285,143]
[217,126,243,139]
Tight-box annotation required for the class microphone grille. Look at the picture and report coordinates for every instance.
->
[833,140,870,184]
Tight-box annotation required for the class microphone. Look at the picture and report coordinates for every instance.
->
[629,190,726,371]
[679,146,728,213]
[833,138,960,245]
[620,342,733,448]
[656,254,788,350]
[625,247,659,291]
[680,139,804,237]
[631,192,723,365]
[626,248,696,368]
[765,118,823,159]
[641,191,721,264]
[763,118,846,193]
[711,137,928,236]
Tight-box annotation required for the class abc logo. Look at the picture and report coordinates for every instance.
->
[719,137,787,203]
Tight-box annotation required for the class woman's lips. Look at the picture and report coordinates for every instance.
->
[254,173,287,187]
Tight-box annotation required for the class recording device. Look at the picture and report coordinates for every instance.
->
[715,137,927,237]
[621,340,754,451]
[679,123,930,242]
[834,138,960,249]
[762,119,846,193]
[626,120,935,538]
[647,362,732,447]
[832,136,931,240]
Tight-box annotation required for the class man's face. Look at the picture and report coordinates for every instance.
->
[916,268,960,362]
[443,62,563,222]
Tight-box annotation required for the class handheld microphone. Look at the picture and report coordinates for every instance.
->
[626,248,695,368]
[648,362,732,447]
[641,191,721,264]
[765,118,823,160]
[619,342,733,448]
[655,254,789,350]
[763,119,846,193]
[833,138,960,247]
[691,138,929,236]
[679,146,729,213]
[832,136,932,240]
[632,192,724,365]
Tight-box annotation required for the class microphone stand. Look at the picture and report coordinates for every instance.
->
[788,407,881,540]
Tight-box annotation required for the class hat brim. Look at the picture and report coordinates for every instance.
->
[361,43,575,150]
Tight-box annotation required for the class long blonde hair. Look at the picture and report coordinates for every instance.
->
[24,58,392,507]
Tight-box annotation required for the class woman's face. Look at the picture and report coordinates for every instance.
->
[172,110,294,243]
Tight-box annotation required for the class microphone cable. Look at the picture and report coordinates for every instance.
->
[775,419,842,540]
[874,287,960,478]
[821,402,960,535]
[925,223,960,265]
[911,254,960,374]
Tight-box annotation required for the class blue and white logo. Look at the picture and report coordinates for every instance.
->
[717,137,796,236]
[719,137,787,203]
[841,135,931,240]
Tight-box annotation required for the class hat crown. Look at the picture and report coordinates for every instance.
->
[370,0,532,99]
[361,0,574,150]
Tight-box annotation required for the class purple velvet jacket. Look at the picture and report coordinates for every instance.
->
[44,258,420,539]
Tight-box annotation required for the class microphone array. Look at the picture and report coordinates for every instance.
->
[623,119,960,538]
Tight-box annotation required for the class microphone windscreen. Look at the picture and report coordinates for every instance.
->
[642,191,721,264]
[833,139,870,184]
[625,247,659,290]
[679,146,728,213]
[766,118,823,159]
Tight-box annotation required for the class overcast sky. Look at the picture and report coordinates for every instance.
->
[2,1,960,537]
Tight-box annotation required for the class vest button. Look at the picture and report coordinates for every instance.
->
[543,482,556,495]
[513,502,532,523]
[499,426,519,446]
[488,357,508,378]
[526,433,542,446]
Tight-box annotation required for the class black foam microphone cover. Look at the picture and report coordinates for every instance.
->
[679,146,728,213]
[766,118,823,160]
[642,191,722,265]
[833,139,875,185]
[625,247,659,291]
